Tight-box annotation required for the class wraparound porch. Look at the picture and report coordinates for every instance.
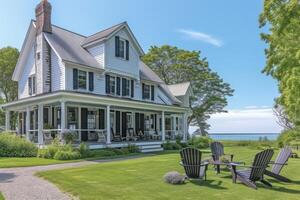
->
[2,91,189,147]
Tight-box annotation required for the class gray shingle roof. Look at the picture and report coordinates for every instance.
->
[81,22,125,47]
[43,24,103,69]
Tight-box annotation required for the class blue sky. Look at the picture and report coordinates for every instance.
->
[0,0,281,133]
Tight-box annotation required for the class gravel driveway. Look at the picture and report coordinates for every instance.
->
[0,156,146,200]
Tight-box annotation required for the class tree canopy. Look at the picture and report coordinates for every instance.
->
[0,47,19,102]
[259,0,300,125]
[142,45,233,134]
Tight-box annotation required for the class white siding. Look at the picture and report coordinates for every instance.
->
[156,87,173,105]
[104,28,140,78]
[51,49,65,91]
[87,43,105,68]
[18,45,35,99]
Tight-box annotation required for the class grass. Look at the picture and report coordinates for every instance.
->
[37,146,300,200]
[0,193,4,200]
[0,153,141,168]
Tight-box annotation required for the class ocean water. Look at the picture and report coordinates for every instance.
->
[208,133,280,141]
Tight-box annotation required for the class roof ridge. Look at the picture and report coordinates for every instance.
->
[31,19,87,38]
[85,21,127,39]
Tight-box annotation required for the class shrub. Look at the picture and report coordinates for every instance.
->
[162,141,182,150]
[78,142,91,157]
[61,130,77,144]
[92,149,117,157]
[0,132,37,157]
[126,144,140,153]
[54,150,81,160]
[277,128,300,147]
[189,136,212,149]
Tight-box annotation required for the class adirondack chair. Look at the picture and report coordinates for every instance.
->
[264,146,292,182]
[230,149,274,189]
[180,147,209,180]
[111,128,122,142]
[210,141,234,173]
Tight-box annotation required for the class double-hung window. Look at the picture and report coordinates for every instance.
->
[119,39,125,59]
[109,76,116,95]
[28,75,36,95]
[78,70,87,89]
[115,36,129,60]
[142,83,154,101]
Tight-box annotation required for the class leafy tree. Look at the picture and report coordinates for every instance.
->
[0,47,19,102]
[142,45,234,134]
[259,0,300,125]
[0,47,19,128]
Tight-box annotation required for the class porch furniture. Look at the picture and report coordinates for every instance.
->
[179,147,209,180]
[137,130,146,141]
[111,128,122,142]
[230,149,274,189]
[43,131,53,144]
[126,128,138,141]
[264,146,292,182]
[210,141,234,174]
[151,131,161,141]
[96,130,106,143]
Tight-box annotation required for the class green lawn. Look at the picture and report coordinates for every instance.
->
[0,157,72,168]
[0,193,4,200]
[0,153,141,168]
[38,146,300,200]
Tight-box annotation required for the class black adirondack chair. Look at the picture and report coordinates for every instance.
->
[264,146,292,182]
[180,147,209,180]
[211,141,234,173]
[230,149,274,189]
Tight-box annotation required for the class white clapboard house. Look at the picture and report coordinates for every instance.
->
[1,0,192,152]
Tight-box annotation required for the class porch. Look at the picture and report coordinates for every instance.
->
[2,92,188,148]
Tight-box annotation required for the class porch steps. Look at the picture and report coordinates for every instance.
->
[138,143,163,153]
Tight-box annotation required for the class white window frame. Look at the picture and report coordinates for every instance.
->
[118,38,126,59]
[28,74,36,95]
[78,70,87,90]
[109,76,116,95]
[143,83,154,101]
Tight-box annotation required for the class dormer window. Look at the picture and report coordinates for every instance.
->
[115,36,129,60]
[78,70,87,89]
[142,83,154,101]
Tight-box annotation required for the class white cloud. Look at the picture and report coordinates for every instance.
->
[190,108,282,134]
[177,29,223,47]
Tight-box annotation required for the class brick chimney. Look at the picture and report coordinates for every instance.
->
[35,0,52,34]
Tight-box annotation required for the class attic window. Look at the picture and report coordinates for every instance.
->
[115,36,129,60]
[37,52,40,60]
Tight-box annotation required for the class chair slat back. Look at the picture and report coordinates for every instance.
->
[272,146,292,174]
[250,149,274,181]
[210,142,224,160]
[180,148,203,178]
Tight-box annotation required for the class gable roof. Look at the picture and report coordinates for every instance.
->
[167,82,191,96]
[81,22,144,55]
[43,23,103,69]
[81,22,125,46]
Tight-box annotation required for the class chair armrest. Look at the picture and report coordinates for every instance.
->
[269,161,288,165]
[179,161,209,167]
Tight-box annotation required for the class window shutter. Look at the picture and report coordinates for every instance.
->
[105,74,110,94]
[122,78,126,96]
[88,72,94,91]
[32,76,36,94]
[126,40,129,60]
[73,68,78,89]
[142,83,145,99]
[151,85,155,101]
[115,36,120,57]
[131,80,134,98]
[116,77,121,95]
[99,109,105,129]
[28,77,32,95]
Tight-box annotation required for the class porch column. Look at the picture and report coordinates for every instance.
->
[5,110,10,131]
[106,105,111,144]
[38,104,44,145]
[183,112,188,142]
[60,101,66,139]
[26,107,30,141]
[78,106,81,142]
[172,115,176,135]
[161,111,165,141]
